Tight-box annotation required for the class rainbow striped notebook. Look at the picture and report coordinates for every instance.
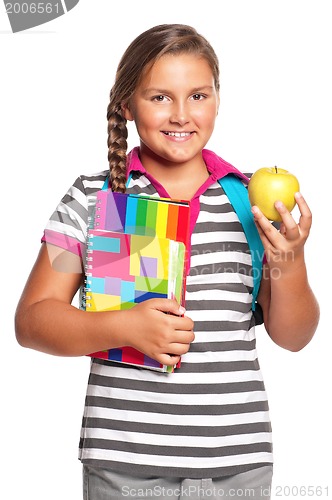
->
[84,189,190,372]
[93,189,190,244]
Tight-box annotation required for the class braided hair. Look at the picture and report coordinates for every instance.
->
[106,24,220,192]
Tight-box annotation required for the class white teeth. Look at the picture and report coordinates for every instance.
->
[164,132,191,137]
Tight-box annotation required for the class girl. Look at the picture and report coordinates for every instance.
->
[15,24,319,499]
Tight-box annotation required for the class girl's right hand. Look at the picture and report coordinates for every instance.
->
[123,299,195,366]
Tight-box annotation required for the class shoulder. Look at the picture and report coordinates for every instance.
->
[43,169,110,248]
[74,170,109,196]
[202,150,250,183]
[59,170,109,207]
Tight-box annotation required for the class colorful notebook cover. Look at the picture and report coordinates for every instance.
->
[84,190,190,373]
[93,190,190,244]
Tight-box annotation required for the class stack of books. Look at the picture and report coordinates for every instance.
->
[84,189,190,372]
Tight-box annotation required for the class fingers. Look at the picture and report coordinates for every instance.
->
[273,193,312,240]
[153,325,194,367]
[158,307,195,356]
[273,201,299,241]
[159,353,181,367]
[294,192,312,234]
[158,332,194,366]
[127,299,195,367]
[165,336,194,356]
[147,298,194,330]
[252,192,312,244]
[150,298,186,316]
[143,296,195,339]
[251,205,279,247]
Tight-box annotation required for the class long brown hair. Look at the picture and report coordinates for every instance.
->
[106,24,220,192]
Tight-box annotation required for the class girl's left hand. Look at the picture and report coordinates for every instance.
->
[251,192,312,273]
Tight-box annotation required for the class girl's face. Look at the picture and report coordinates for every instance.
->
[123,53,219,169]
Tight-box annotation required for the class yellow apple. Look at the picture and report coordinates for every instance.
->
[248,166,300,222]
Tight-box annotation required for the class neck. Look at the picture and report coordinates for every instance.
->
[139,149,210,199]
[140,148,209,199]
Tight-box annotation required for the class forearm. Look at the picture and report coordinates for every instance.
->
[264,259,320,351]
[15,298,127,357]
[15,244,193,361]
[15,296,194,365]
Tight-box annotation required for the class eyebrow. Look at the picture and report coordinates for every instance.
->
[142,86,215,96]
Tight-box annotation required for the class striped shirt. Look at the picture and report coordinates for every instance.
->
[43,148,273,479]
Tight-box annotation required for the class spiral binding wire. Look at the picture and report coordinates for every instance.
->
[82,203,99,309]
[83,196,106,308]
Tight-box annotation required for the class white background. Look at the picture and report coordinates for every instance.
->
[0,1,330,498]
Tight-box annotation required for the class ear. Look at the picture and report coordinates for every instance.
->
[121,102,134,121]
[216,93,220,116]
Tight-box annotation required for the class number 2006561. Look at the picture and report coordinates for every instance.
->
[5,3,60,14]
[275,485,329,497]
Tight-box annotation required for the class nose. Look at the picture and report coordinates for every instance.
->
[169,101,190,126]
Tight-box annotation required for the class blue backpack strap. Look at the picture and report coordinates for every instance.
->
[101,172,133,192]
[218,175,264,310]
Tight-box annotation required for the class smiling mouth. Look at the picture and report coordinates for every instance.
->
[162,131,193,137]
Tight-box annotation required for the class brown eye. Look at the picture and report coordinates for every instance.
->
[152,95,166,102]
[192,94,205,101]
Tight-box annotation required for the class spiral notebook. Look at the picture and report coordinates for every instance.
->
[84,189,190,373]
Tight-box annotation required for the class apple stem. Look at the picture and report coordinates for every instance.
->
[275,166,278,174]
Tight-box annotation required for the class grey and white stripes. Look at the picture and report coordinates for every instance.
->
[43,167,272,479]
